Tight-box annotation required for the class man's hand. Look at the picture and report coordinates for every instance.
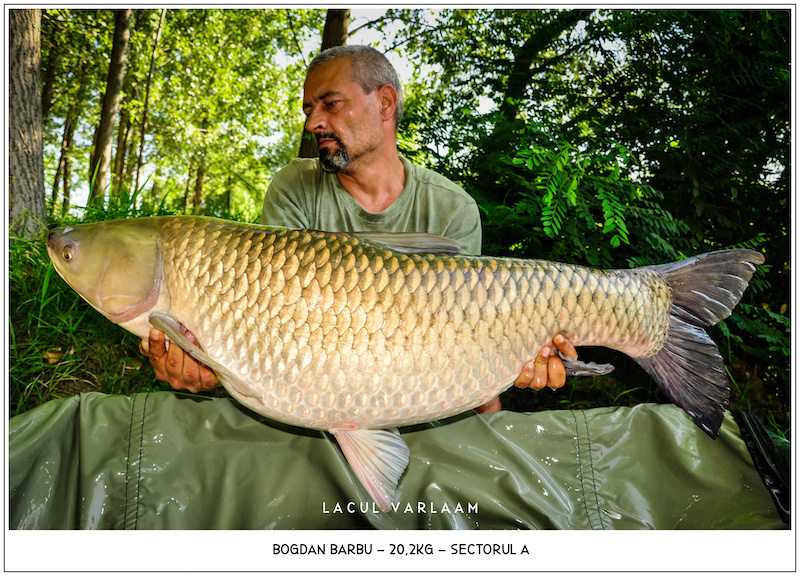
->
[475,333,578,414]
[139,328,219,393]
[514,333,578,391]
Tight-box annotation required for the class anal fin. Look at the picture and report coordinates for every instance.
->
[331,427,410,512]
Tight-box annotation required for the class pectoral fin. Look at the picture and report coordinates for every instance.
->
[148,312,257,399]
[331,427,410,512]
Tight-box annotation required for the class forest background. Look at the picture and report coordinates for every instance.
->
[7,8,792,439]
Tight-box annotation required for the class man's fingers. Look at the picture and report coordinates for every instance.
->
[513,359,536,388]
[140,326,219,392]
[553,333,578,360]
[197,365,219,392]
[531,346,550,390]
[148,328,167,361]
[180,351,202,386]
[142,328,169,382]
[547,354,566,389]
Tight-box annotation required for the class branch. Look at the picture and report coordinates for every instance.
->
[347,14,393,38]
[285,10,308,67]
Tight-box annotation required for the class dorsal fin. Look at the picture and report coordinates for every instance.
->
[355,231,461,255]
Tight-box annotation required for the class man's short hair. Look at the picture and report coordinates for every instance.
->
[308,45,404,129]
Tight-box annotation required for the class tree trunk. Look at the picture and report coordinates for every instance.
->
[150,165,161,201]
[40,26,62,121]
[135,8,167,193]
[183,161,195,214]
[122,127,138,192]
[473,9,592,195]
[297,9,350,158]
[51,112,77,217]
[62,144,73,216]
[112,104,131,196]
[192,158,206,214]
[89,9,132,203]
[496,10,592,126]
[9,9,47,239]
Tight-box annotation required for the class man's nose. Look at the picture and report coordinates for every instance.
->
[305,106,328,133]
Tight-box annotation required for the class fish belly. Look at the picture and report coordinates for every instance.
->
[159,218,671,431]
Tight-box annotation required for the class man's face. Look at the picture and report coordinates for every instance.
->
[302,58,384,173]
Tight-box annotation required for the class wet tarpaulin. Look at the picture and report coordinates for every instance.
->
[9,391,786,529]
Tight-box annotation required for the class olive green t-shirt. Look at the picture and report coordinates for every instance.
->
[260,156,482,255]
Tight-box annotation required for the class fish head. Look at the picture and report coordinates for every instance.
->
[46,219,164,329]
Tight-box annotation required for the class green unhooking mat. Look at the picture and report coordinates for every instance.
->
[8,392,788,529]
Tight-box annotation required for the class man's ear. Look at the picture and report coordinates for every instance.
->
[377,84,398,121]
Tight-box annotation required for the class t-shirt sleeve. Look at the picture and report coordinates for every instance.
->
[443,198,482,256]
[259,161,312,229]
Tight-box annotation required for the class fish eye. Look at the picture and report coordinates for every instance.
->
[62,244,75,262]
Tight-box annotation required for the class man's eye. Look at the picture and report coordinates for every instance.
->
[326,100,340,108]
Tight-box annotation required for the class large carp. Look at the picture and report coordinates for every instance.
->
[46,216,763,510]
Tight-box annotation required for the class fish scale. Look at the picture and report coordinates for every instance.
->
[158,218,666,430]
[47,215,763,510]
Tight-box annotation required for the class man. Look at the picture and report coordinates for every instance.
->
[140,45,578,412]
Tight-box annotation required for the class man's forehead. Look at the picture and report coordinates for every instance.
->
[304,59,357,96]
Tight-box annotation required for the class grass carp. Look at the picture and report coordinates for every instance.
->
[46,215,764,510]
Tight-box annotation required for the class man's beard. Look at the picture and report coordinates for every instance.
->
[317,132,351,173]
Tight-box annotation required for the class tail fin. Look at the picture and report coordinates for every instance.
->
[634,249,765,438]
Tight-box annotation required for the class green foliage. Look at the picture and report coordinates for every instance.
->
[42,8,326,220]
[508,127,688,267]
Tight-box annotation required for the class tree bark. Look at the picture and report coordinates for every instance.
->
[496,10,592,126]
[9,9,47,238]
[40,23,62,121]
[89,9,132,203]
[297,9,350,158]
[112,104,131,196]
[192,158,206,214]
[134,8,167,193]
[52,112,77,216]
[183,160,195,214]
[473,9,592,195]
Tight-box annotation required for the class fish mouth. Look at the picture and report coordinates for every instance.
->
[46,229,65,254]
